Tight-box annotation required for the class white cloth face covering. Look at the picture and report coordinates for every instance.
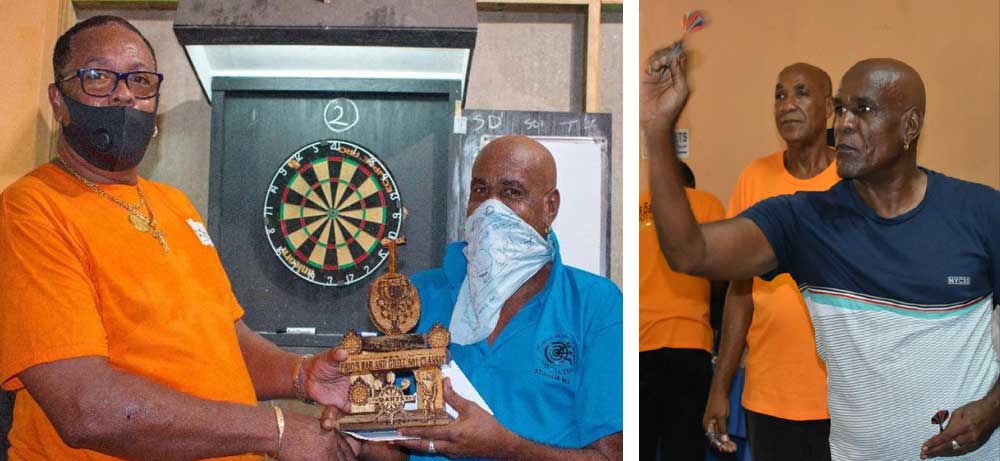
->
[449,199,554,345]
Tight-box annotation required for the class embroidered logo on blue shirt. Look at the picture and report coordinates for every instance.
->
[947,276,971,286]
[535,334,576,384]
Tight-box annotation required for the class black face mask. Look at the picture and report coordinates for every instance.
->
[60,94,156,172]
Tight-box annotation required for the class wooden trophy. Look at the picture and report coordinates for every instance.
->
[336,237,453,430]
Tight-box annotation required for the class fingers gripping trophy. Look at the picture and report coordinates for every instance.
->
[336,236,454,431]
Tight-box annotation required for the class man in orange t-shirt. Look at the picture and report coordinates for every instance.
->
[702,63,839,460]
[0,16,358,461]
[640,163,726,461]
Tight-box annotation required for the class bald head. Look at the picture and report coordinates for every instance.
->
[779,62,832,98]
[475,135,557,189]
[774,62,833,145]
[468,135,560,236]
[833,58,926,179]
[843,58,925,113]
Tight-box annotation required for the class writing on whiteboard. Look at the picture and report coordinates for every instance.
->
[470,113,504,132]
[468,112,601,137]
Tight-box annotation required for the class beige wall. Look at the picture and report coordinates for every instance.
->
[639,0,1000,205]
[0,0,75,189]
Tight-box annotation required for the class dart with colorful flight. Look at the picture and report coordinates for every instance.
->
[648,10,708,74]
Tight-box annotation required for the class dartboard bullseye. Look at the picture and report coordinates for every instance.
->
[263,140,403,286]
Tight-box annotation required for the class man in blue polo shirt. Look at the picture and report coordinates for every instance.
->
[393,135,623,461]
[642,51,999,460]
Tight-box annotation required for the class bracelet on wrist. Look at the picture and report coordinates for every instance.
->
[292,354,316,404]
[270,406,285,458]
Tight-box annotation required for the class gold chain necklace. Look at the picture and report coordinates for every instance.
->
[55,159,169,253]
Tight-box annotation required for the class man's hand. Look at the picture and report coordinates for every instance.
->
[702,390,737,453]
[319,405,362,454]
[304,348,352,412]
[640,44,690,130]
[278,411,357,461]
[320,406,407,461]
[396,379,520,459]
[921,397,1000,458]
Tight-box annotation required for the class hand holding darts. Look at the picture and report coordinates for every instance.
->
[646,10,706,75]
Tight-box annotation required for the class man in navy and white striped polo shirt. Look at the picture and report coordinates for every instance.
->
[641,51,999,461]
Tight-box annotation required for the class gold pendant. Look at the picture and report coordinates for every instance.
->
[153,231,170,253]
[129,213,151,232]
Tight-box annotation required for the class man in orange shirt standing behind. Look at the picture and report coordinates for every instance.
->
[640,162,726,461]
[702,63,840,461]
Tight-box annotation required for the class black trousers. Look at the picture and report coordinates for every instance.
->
[745,408,831,461]
[640,348,712,461]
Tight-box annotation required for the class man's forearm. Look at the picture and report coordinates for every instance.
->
[709,280,754,399]
[236,320,301,400]
[21,357,278,460]
[645,123,707,275]
[503,432,622,461]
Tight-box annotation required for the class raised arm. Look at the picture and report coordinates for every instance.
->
[641,49,778,281]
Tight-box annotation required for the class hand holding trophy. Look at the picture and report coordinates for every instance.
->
[334,236,454,432]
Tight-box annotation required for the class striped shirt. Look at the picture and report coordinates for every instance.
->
[743,169,1000,460]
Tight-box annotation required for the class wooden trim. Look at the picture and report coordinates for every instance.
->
[72,0,623,10]
[480,0,622,4]
[585,0,601,112]
[43,0,77,164]
[73,0,177,9]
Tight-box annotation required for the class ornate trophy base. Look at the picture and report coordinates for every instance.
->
[336,410,454,431]
[338,326,453,431]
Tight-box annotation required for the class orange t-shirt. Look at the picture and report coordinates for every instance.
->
[0,164,261,461]
[729,150,840,421]
[639,188,725,353]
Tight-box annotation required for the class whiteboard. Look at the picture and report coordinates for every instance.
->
[526,136,606,275]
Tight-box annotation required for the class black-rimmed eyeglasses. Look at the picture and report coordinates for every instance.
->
[57,68,164,99]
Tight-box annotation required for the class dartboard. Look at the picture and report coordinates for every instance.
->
[263,140,403,287]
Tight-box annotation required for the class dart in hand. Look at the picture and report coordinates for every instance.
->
[931,409,950,433]
[646,10,707,75]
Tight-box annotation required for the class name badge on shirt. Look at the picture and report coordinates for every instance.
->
[187,219,214,247]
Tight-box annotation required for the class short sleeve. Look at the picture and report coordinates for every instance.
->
[738,194,800,281]
[0,213,108,391]
[574,281,623,445]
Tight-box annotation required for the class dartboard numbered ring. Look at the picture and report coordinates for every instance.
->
[263,140,403,287]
